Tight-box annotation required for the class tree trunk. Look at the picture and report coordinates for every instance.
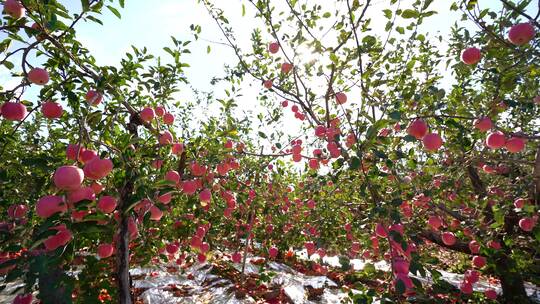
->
[116,210,133,304]
[495,253,530,303]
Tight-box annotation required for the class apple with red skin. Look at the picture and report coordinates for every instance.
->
[149,205,163,221]
[485,289,497,300]
[163,112,175,125]
[199,188,212,203]
[375,223,388,238]
[461,47,481,65]
[7,204,27,219]
[165,170,180,183]
[428,215,442,230]
[41,101,63,119]
[27,68,50,85]
[1,102,27,121]
[514,198,528,209]
[231,252,242,263]
[67,186,95,203]
[441,231,456,246]
[166,243,178,254]
[268,246,278,258]
[98,196,117,213]
[159,131,173,145]
[406,119,428,139]
[54,165,84,191]
[44,226,73,251]
[80,149,98,163]
[473,117,492,132]
[97,243,114,258]
[508,22,535,46]
[172,143,184,155]
[12,294,32,304]
[85,90,103,106]
[36,195,66,218]
[268,42,280,54]
[3,0,25,19]
[468,240,480,254]
[485,131,506,149]
[459,281,473,294]
[281,62,293,74]
[84,157,113,180]
[263,80,273,89]
[335,92,347,105]
[422,133,443,151]
[505,137,525,153]
[472,255,486,268]
[158,192,172,204]
[519,217,535,232]
[140,107,155,122]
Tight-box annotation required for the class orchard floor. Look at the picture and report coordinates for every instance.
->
[2,250,540,303]
[131,250,540,304]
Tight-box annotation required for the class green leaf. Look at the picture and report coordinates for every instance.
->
[107,5,121,19]
[396,26,405,34]
[3,61,14,70]
[388,111,401,121]
[258,131,267,139]
[401,9,418,19]
[350,156,361,170]
[323,12,331,18]
[383,9,392,19]
[81,0,90,11]
[242,4,246,16]
[207,45,211,54]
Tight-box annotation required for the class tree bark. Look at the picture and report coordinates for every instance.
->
[115,113,140,304]
[495,253,530,304]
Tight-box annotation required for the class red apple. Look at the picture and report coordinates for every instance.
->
[67,186,95,203]
[508,22,535,46]
[281,62,293,74]
[232,252,242,263]
[3,0,25,19]
[473,117,492,132]
[36,195,66,218]
[461,47,482,65]
[505,137,525,153]
[85,90,103,106]
[97,196,117,213]
[468,240,480,254]
[472,255,486,268]
[53,165,84,191]
[163,112,174,125]
[97,243,114,258]
[485,289,497,300]
[159,131,173,145]
[263,79,273,89]
[83,157,113,180]
[268,42,280,54]
[165,170,180,183]
[441,231,456,246]
[41,101,63,119]
[27,68,49,85]
[155,106,165,117]
[422,133,443,151]
[519,217,535,232]
[166,243,178,254]
[1,102,27,121]
[335,92,347,105]
[140,107,155,122]
[406,119,428,139]
[485,131,505,149]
